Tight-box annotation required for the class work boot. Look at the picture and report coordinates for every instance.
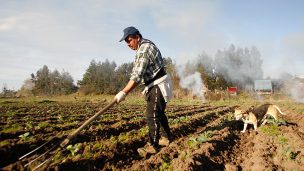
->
[159,137,170,147]
[137,143,158,157]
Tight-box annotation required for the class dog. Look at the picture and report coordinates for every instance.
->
[234,104,285,133]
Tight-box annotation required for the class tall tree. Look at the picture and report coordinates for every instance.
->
[33,65,50,94]
[32,65,76,95]
[78,59,120,94]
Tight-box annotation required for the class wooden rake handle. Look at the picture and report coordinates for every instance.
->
[60,99,117,148]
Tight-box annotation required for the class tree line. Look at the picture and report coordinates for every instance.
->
[2,44,267,97]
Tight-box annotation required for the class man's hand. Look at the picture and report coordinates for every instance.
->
[115,91,127,103]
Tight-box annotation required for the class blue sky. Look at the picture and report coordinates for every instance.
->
[1,0,304,90]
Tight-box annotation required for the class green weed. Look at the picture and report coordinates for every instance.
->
[179,151,188,162]
[277,136,288,146]
[283,146,298,160]
[266,118,287,126]
[159,154,171,171]
[260,125,280,136]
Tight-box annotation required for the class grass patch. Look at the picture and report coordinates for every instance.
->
[260,125,280,136]
[277,136,288,146]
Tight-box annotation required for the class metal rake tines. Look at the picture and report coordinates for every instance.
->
[19,138,54,160]
[19,137,64,170]
[32,147,63,171]
[23,141,60,168]
[17,100,117,170]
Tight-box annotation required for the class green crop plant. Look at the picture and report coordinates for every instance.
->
[18,133,36,143]
[197,131,213,142]
[92,142,107,152]
[109,136,118,144]
[130,116,143,122]
[118,132,129,143]
[52,150,64,164]
[187,137,199,149]
[6,110,17,116]
[57,115,64,122]
[0,140,10,147]
[219,113,234,127]
[171,116,189,124]
[225,112,235,121]
[25,122,33,130]
[35,121,50,130]
[66,143,82,156]
[139,127,148,136]
[188,131,213,149]
[1,124,23,133]
[20,131,30,137]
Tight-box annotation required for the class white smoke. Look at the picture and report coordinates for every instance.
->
[214,45,263,87]
[289,79,304,103]
[176,64,206,100]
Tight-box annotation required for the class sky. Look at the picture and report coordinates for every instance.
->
[1,0,304,90]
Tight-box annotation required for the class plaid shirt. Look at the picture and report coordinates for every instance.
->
[130,38,164,84]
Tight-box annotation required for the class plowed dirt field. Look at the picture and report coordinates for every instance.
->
[1,99,303,170]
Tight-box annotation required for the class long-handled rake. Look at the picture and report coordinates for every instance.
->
[19,99,117,170]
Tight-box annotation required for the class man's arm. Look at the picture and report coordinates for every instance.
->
[122,80,138,94]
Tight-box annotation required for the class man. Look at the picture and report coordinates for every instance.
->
[115,26,173,156]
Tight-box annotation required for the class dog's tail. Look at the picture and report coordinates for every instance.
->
[274,105,285,115]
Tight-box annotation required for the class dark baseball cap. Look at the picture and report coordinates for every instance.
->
[119,26,140,42]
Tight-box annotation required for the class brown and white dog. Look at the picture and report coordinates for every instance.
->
[234,104,285,133]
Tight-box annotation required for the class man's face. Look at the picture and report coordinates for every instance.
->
[125,35,140,50]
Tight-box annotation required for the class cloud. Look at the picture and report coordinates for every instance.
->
[1,0,304,91]
[0,17,21,31]
[150,1,216,38]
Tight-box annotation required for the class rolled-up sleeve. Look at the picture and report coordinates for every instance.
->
[130,52,149,83]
